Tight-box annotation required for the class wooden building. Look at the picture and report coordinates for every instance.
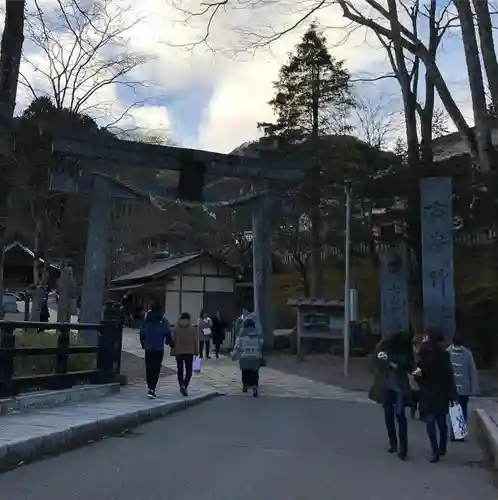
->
[109,252,238,323]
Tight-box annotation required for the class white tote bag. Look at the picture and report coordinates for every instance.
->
[193,356,201,373]
[449,403,468,440]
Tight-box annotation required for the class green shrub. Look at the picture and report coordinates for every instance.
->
[14,329,96,377]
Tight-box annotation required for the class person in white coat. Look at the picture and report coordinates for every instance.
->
[197,309,213,359]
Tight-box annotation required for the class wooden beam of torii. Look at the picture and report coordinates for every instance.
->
[51,135,310,346]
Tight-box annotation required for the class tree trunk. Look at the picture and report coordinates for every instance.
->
[32,212,43,285]
[310,65,322,297]
[30,266,48,322]
[0,0,26,315]
[57,264,71,323]
[0,0,25,126]
[454,0,493,172]
[0,224,5,319]
[472,0,498,112]
[294,258,310,297]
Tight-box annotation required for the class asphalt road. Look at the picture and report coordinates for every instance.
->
[0,396,496,500]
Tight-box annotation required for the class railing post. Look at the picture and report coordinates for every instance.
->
[93,321,113,384]
[52,325,71,389]
[102,301,124,376]
[0,323,16,397]
[113,321,123,376]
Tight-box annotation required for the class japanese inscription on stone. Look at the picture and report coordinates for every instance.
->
[420,177,456,337]
[380,246,409,338]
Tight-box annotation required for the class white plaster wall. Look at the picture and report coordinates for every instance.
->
[181,291,203,320]
[181,275,204,291]
[165,291,180,323]
[205,276,234,293]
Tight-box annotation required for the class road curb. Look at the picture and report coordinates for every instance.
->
[0,391,220,473]
[474,408,498,470]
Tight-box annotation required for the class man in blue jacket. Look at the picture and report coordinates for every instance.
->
[139,301,172,398]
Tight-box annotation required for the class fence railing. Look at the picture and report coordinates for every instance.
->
[0,320,123,398]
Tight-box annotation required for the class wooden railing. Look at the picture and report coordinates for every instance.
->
[0,320,123,398]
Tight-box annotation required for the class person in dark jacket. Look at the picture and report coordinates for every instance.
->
[211,310,226,359]
[139,301,172,399]
[369,331,414,460]
[414,328,457,463]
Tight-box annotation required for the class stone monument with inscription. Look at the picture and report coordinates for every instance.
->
[420,177,456,337]
[380,245,409,338]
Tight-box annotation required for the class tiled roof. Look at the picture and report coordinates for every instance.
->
[111,252,204,284]
[4,241,60,269]
[287,297,344,307]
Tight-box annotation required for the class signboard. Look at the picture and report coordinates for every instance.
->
[380,246,409,338]
[420,177,456,337]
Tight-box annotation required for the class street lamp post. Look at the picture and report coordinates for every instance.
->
[343,181,352,377]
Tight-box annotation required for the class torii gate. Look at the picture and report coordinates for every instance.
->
[50,134,310,346]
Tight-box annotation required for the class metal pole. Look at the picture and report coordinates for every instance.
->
[343,182,352,376]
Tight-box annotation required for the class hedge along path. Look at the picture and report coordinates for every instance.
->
[14,329,95,377]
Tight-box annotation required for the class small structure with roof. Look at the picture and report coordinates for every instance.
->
[109,251,237,324]
[287,297,347,360]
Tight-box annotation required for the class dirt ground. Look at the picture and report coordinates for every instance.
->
[120,351,175,386]
[267,352,498,396]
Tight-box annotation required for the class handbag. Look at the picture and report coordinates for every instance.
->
[193,356,201,373]
[449,402,468,440]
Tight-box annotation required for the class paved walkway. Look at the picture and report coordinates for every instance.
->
[1,397,495,499]
[0,383,217,469]
[122,329,370,403]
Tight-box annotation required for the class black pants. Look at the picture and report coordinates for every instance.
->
[241,369,259,387]
[458,395,470,422]
[214,342,222,358]
[383,390,408,454]
[145,350,164,391]
[176,354,194,388]
[425,412,448,456]
[199,340,211,358]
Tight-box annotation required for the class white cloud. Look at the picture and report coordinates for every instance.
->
[12,0,473,153]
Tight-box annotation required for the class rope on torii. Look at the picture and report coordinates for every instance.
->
[94,171,270,211]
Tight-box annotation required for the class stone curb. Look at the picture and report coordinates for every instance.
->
[474,408,498,470]
[0,384,121,416]
[0,391,220,473]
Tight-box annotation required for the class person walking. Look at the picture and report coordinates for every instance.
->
[211,310,226,359]
[139,301,172,399]
[414,328,457,463]
[369,331,414,461]
[447,332,479,439]
[121,293,133,328]
[231,317,264,397]
[197,309,213,359]
[171,312,199,396]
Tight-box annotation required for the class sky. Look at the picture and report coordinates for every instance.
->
[12,0,475,154]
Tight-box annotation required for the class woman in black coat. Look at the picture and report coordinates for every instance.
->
[211,310,226,359]
[369,331,415,460]
[414,328,457,463]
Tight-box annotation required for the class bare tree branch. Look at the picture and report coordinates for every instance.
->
[20,0,154,128]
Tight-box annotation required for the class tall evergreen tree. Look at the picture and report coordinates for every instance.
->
[259,23,353,142]
[259,23,353,296]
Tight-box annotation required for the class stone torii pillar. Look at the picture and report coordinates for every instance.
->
[79,175,113,328]
[252,194,274,348]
